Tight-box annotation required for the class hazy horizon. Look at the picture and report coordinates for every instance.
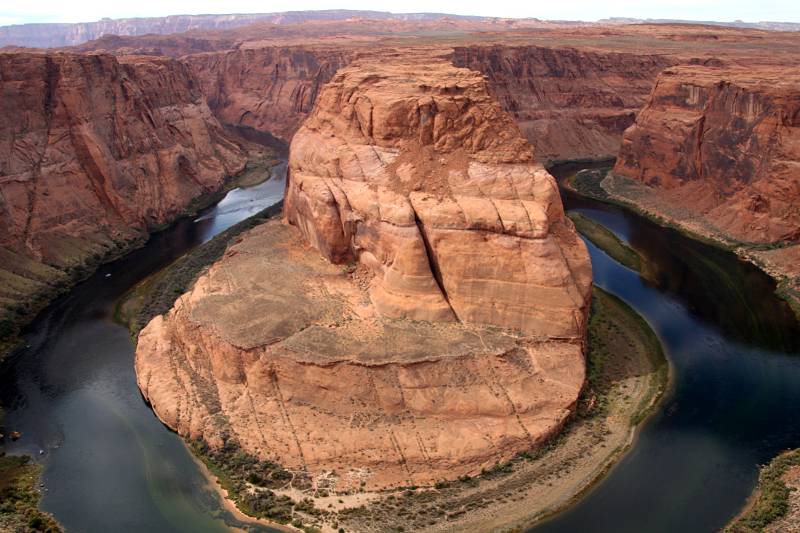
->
[1,1,798,27]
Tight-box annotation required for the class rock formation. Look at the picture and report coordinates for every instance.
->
[0,52,246,332]
[451,46,675,163]
[135,55,591,491]
[185,47,353,142]
[182,43,673,165]
[612,65,800,244]
[285,54,591,336]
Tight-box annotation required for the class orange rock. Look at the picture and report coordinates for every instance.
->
[451,45,676,164]
[0,52,246,321]
[136,54,591,492]
[185,47,353,142]
[285,54,592,336]
[613,65,800,244]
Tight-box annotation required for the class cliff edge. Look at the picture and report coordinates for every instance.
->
[135,54,591,491]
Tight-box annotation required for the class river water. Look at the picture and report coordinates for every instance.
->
[0,163,287,533]
[532,164,800,533]
[1,161,799,533]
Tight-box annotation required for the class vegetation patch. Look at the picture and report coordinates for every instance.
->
[776,281,800,322]
[189,437,330,531]
[569,168,611,200]
[0,454,61,533]
[727,448,800,533]
[568,212,642,272]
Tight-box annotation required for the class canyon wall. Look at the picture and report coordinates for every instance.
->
[452,45,675,163]
[185,44,672,163]
[612,65,800,245]
[185,47,353,142]
[136,55,591,491]
[0,52,246,334]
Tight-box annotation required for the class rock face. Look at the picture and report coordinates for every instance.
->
[185,45,673,163]
[0,52,246,328]
[186,48,353,142]
[451,45,675,163]
[285,55,591,336]
[613,65,800,244]
[136,55,591,491]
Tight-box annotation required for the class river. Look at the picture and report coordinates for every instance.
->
[0,162,287,533]
[1,161,799,533]
[531,163,800,533]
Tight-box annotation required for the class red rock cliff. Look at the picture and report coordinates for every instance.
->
[136,54,591,491]
[185,44,673,164]
[0,52,246,326]
[451,45,675,163]
[613,65,800,244]
[185,47,353,141]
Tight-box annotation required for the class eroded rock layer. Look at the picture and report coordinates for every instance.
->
[186,47,353,141]
[0,52,246,327]
[285,54,592,336]
[613,65,800,244]
[184,43,672,164]
[451,45,676,163]
[136,55,591,490]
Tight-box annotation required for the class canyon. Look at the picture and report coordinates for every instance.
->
[0,11,540,49]
[135,54,592,491]
[7,19,790,350]
[613,65,800,245]
[607,64,800,314]
[0,52,247,344]
[0,12,799,532]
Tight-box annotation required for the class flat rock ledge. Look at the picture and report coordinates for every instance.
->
[136,221,585,491]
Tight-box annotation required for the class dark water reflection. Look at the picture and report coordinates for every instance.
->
[2,157,799,533]
[531,164,800,533]
[0,163,287,533]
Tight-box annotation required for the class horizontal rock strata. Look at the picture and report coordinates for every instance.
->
[451,45,676,163]
[136,55,591,491]
[613,65,800,244]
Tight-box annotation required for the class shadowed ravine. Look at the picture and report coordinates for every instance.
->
[0,160,798,532]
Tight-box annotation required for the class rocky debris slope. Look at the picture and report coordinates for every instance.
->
[0,52,246,337]
[136,55,591,491]
[452,45,675,163]
[612,65,800,245]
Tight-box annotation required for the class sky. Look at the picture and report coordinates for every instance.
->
[0,0,798,26]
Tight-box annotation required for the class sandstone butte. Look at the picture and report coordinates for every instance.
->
[0,52,247,331]
[135,54,593,491]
